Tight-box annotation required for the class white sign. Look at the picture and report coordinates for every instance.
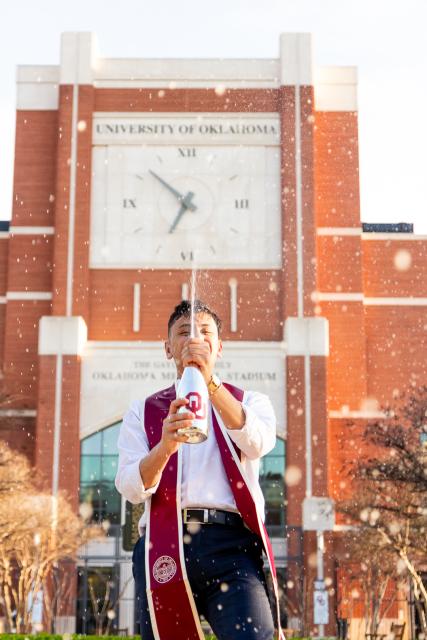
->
[314,589,329,625]
[80,341,285,440]
[93,113,280,146]
[303,497,335,531]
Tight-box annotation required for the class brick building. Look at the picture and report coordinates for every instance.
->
[0,31,426,636]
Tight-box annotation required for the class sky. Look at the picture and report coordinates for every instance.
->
[1,0,426,233]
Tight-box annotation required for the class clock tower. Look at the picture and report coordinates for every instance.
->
[2,30,380,635]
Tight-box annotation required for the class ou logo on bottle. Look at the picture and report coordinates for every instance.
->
[186,392,207,419]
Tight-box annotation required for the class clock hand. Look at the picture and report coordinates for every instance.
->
[169,204,186,235]
[149,169,197,212]
[169,192,196,234]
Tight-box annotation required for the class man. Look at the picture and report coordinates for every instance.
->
[115,300,282,640]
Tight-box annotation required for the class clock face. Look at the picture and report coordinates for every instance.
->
[90,116,281,269]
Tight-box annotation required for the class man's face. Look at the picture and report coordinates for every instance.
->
[165,312,222,374]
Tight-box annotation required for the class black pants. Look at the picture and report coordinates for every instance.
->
[132,522,275,640]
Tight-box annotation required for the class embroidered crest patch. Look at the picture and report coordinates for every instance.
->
[152,555,177,583]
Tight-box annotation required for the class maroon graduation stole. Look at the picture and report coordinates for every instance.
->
[144,383,285,640]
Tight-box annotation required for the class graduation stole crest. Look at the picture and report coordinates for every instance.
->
[144,383,285,640]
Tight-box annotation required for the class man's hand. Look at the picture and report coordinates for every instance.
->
[159,398,195,456]
[181,338,213,383]
[139,398,194,490]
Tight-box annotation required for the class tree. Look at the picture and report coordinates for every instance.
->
[338,527,401,637]
[0,439,32,495]
[0,441,103,633]
[280,563,311,637]
[338,386,427,635]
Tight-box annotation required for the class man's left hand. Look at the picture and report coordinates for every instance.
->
[181,338,213,383]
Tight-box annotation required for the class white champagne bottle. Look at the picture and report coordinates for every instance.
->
[176,366,209,444]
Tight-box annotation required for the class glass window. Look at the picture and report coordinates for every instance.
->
[102,423,121,454]
[81,431,102,455]
[101,456,118,482]
[80,423,122,526]
[259,437,285,537]
[76,565,119,635]
[80,456,101,483]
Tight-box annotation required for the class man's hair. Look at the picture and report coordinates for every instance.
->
[168,300,222,336]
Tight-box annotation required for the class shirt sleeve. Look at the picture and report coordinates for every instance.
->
[115,399,160,504]
[226,390,277,460]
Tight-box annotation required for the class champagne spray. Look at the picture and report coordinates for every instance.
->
[176,265,209,444]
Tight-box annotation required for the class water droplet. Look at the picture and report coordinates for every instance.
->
[285,465,302,487]
[393,249,412,271]
[215,84,226,96]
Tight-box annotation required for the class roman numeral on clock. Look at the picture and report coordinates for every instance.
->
[235,199,249,209]
[178,148,197,158]
[180,250,194,262]
[123,198,137,209]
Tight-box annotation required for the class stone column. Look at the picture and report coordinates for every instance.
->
[36,315,87,632]
[284,317,332,634]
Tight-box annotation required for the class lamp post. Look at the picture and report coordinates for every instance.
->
[303,497,335,637]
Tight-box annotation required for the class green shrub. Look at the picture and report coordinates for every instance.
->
[0,636,216,640]
[0,636,142,640]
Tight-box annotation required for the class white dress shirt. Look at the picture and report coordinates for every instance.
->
[115,383,276,533]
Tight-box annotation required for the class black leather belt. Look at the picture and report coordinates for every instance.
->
[183,508,243,527]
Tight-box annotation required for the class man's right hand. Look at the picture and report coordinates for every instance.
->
[139,398,195,490]
[159,398,195,456]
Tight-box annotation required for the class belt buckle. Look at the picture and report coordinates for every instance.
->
[183,508,210,524]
